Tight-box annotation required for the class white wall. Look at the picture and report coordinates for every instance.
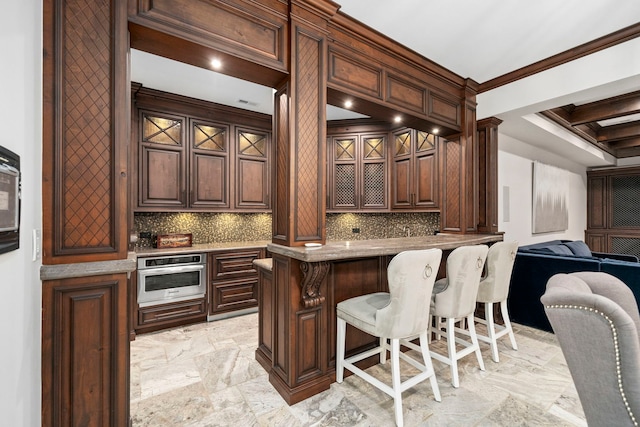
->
[0,1,42,425]
[498,134,587,246]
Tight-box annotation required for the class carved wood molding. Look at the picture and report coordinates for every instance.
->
[480,22,640,93]
[300,261,329,308]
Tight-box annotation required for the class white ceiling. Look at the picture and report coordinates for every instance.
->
[339,0,640,83]
[131,0,640,167]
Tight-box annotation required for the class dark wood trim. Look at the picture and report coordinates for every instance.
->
[477,117,502,234]
[479,22,640,93]
[569,90,640,125]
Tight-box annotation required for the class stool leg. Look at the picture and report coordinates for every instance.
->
[467,313,485,371]
[419,331,441,402]
[380,337,387,364]
[446,317,459,388]
[501,300,518,350]
[336,317,346,383]
[485,302,500,362]
[390,338,404,427]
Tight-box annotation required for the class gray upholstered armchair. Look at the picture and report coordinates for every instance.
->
[541,272,640,427]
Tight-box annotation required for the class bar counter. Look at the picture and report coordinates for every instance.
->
[268,233,503,262]
[256,233,503,405]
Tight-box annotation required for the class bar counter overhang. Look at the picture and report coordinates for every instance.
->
[255,233,503,404]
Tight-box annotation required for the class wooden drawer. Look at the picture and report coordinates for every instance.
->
[210,276,259,314]
[136,298,207,334]
[210,249,264,280]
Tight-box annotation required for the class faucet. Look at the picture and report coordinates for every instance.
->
[402,226,411,238]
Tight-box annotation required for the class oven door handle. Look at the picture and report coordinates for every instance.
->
[140,264,205,276]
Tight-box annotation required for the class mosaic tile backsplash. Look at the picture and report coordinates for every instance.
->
[133,212,440,247]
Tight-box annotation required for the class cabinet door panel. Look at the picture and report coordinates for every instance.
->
[333,163,357,208]
[415,153,438,207]
[42,274,128,427]
[237,158,269,208]
[391,157,412,208]
[211,249,263,279]
[211,277,259,313]
[191,153,228,208]
[140,147,185,207]
[362,162,386,208]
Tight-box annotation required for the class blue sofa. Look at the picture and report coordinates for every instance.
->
[508,240,640,332]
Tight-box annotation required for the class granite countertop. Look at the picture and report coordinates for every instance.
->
[40,235,502,280]
[253,258,273,271]
[134,240,271,257]
[267,233,503,262]
[40,252,138,281]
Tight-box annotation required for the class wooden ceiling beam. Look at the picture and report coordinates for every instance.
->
[569,90,640,125]
[597,121,640,143]
[609,135,640,149]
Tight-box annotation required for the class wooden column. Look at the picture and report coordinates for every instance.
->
[272,1,339,247]
[269,0,340,404]
[441,79,479,233]
[42,0,130,425]
[477,117,502,234]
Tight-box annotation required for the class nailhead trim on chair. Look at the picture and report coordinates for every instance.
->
[545,304,638,427]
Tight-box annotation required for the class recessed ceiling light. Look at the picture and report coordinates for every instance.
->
[344,100,353,109]
[432,128,439,134]
[394,115,402,123]
[210,58,222,70]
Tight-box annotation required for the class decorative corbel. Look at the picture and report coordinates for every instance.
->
[299,261,330,308]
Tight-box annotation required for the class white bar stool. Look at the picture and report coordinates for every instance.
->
[429,244,488,388]
[475,241,519,362]
[336,248,443,427]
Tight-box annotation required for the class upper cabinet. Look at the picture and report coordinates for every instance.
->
[327,131,388,211]
[586,167,640,257]
[326,122,440,213]
[138,111,188,209]
[133,86,271,212]
[391,128,439,210]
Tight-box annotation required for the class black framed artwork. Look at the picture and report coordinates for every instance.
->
[0,145,20,254]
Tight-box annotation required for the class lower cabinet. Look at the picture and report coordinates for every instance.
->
[136,297,207,334]
[209,248,264,317]
[42,273,129,427]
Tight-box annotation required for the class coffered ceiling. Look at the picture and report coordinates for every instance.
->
[131,0,640,167]
[540,91,640,158]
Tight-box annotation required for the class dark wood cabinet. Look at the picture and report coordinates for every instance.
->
[42,273,129,427]
[189,118,231,209]
[586,167,640,258]
[327,132,387,211]
[209,248,264,317]
[391,128,439,210]
[136,298,208,334]
[235,127,271,209]
[138,111,188,208]
[134,87,271,212]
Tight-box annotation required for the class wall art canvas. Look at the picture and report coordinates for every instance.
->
[532,161,568,234]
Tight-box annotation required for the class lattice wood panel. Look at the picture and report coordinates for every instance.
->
[335,164,356,206]
[363,163,385,206]
[611,237,640,259]
[59,0,114,251]
[612,175,640,227]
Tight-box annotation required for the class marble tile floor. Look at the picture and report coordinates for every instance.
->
[130,313,587,427]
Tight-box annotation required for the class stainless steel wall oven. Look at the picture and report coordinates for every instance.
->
[137,253,206,306]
